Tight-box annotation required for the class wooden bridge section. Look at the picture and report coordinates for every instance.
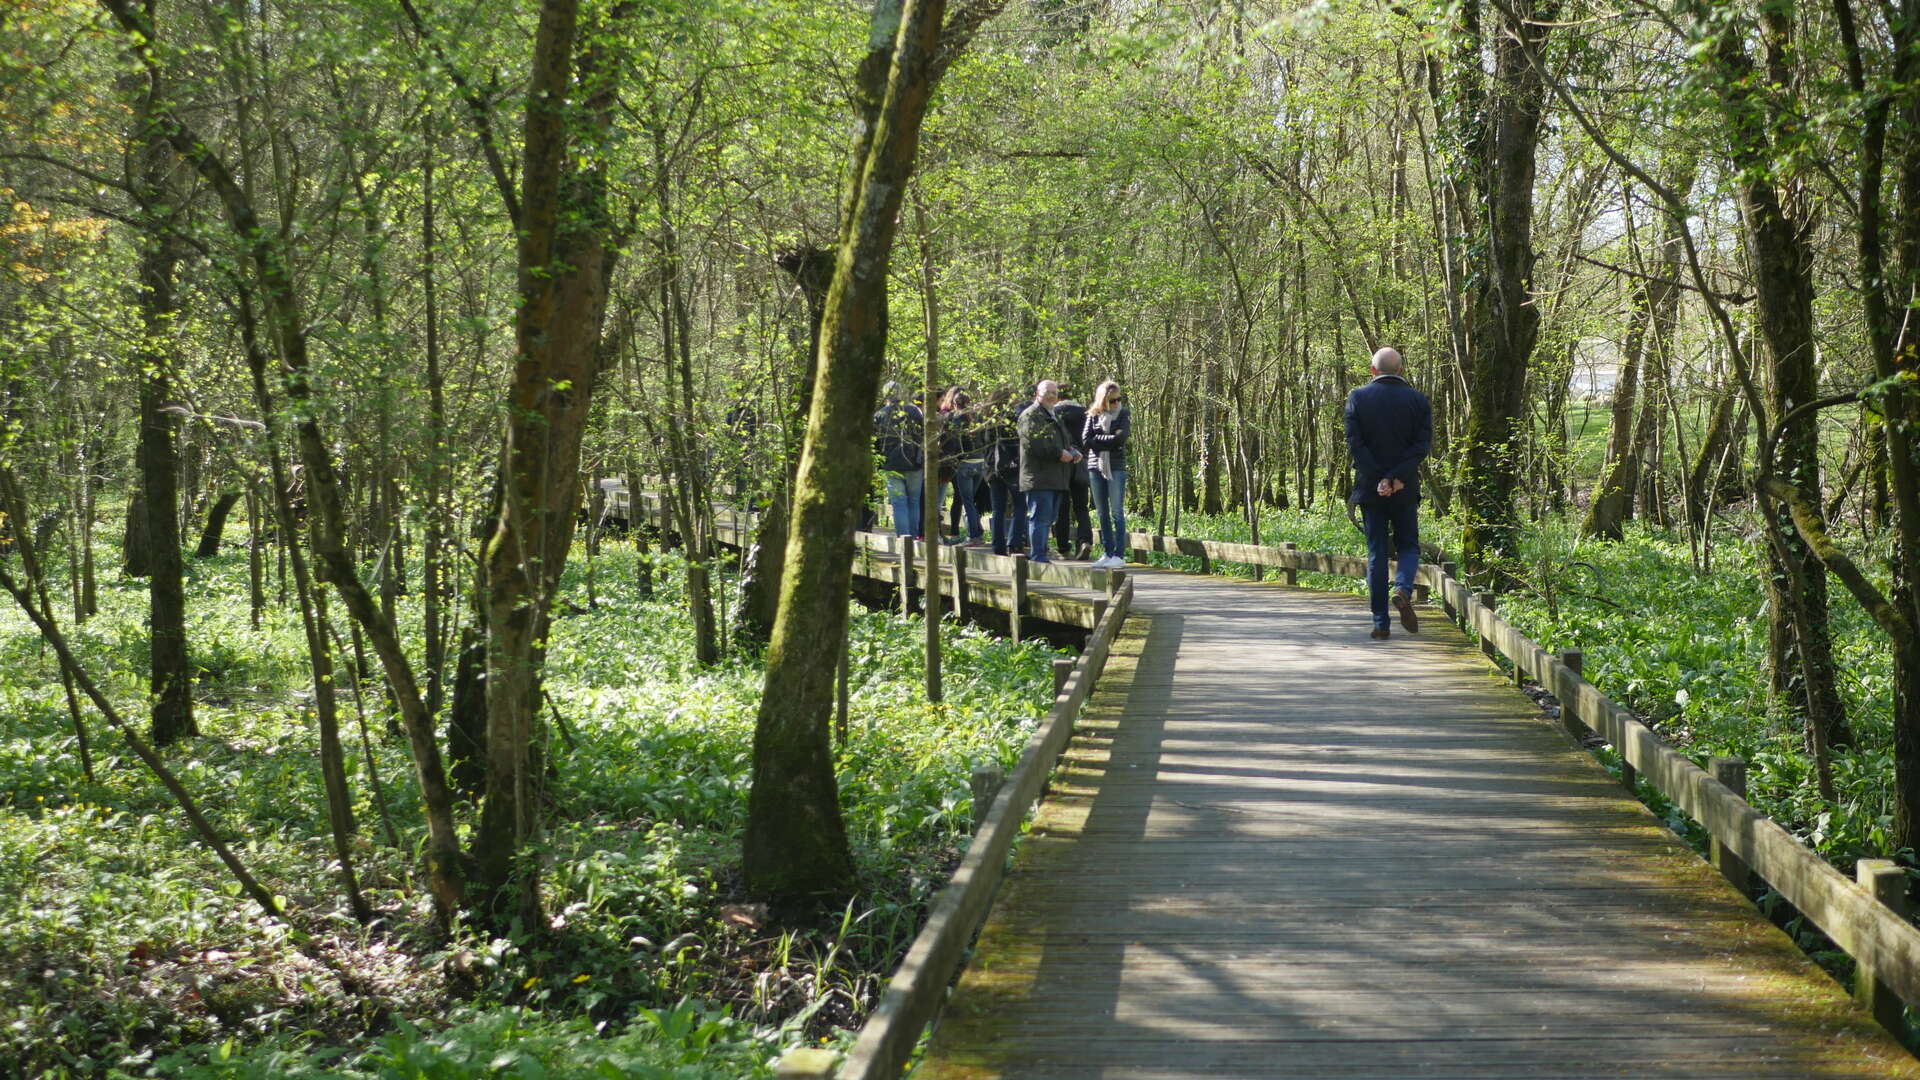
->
[911,570,1920,1079]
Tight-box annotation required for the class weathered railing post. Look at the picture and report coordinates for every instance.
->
[1440,562,1458,622]
[1708,756,1753,895]
[1856,858,1911,1039]
[1475,592,1496,663]
[1106,569,1125,600]
[970,764,1006,834]
[1052,657,1073,698]
[1010,553,1028,644]
[1558,649,1585,741]
[952,546,968,625]
[1281,541,1298,586]
[899,535,916,616]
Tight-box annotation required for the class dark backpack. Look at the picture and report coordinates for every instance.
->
[872,403,924,472]
[985,410,1021,482]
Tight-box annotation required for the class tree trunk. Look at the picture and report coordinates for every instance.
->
[99,0,472,924]
[194,489,240,557]
[421,105,451,722]
[1583,279,1649,540]
[123,488,151,577]
[745,0,998,899]
[1830,0,1920,844]
[134,64,195,748]
[735,245,835,651]
[916,195,943,704]
[473,0,625,921]
[1686,386,1740,531]
[1700,15,1854,759]
[1453,0,1553,584]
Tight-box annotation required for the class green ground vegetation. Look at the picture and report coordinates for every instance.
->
[1,540,1058,1079]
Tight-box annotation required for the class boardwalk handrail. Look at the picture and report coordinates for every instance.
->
[827,576,1135,1080]
[613,493,1920,1057]
[1123,529,1920,1019]
[627,490,1116,607]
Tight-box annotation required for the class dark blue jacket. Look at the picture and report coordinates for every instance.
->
[1344,375,1432,505]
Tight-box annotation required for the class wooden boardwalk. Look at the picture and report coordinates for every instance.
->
[917,569,1920,1079]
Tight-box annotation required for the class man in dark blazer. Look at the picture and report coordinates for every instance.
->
[1344,347,1433,640]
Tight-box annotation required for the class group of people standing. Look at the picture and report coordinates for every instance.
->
[873,377,1131,568]
[868,345,1432,642]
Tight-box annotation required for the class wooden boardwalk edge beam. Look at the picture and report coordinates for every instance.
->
[823,578,1135,1080]
[1120,518,1920,1025]
[616,492,1920,1064]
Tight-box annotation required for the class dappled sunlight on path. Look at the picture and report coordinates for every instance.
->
[917,570,1920,1079]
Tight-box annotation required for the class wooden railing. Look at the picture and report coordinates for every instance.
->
[630,491,1119,632]
[778,576,1136,1080]
[1121,529,1920,1043]
[631,502,1920,1071]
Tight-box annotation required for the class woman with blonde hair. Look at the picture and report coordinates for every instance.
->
[1082,379,1132,568]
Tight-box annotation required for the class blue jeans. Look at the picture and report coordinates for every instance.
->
[885,471,923,538]
[951,462,986,541]
[1090,470,1128,558]
[989,477,1026,554]
[1362,492,1420,629]
[1026,488,1063,562]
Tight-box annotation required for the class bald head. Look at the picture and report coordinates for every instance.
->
[1035,379,1060,404]
[1371,347,1404,376]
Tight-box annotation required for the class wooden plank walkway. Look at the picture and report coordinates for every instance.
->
[917,569,1920,1079]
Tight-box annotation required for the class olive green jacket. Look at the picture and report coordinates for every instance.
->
[1017,401,1073,492]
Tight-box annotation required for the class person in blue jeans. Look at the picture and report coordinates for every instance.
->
[1017,379,1080,563]
[873,381,924,537]
[981,389,1027,555]
[1082,379,1131,568]
[1343,347,1432,640]
[940,387,988,544]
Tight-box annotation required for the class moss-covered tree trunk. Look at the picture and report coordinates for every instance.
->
[744,0,1003,899]
[1698,12,1853,764]
[1444,0,1553,584]
[733,246,834,652]
[1830,0,1920,844]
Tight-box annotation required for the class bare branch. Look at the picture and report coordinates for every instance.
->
[931,0,1009,84]
[394,0,522,227]
[1760,475,1913,641]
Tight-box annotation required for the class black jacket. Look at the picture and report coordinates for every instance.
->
[985,406,1022,482]
[1343,375,1432,504]
[873,402,924,473]
[1083,406,1131,477]
[1054,400,1088,452]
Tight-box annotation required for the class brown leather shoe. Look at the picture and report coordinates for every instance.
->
[1393,590,1420,633]
[1370,627,1391,640]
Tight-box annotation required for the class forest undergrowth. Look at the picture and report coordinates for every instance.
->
[0,541,1058,1079]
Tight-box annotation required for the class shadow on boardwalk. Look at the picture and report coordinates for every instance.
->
[916,571,1920,1080]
